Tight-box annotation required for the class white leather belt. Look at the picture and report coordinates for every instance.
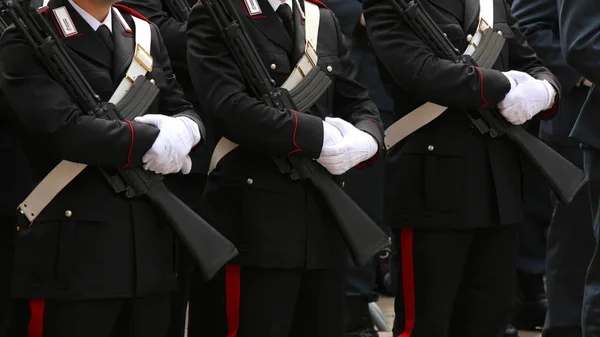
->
[384,0,494,150]
[18,12,154,223]
[208,0,321,174]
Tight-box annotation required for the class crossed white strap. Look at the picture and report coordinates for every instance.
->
[18,11,154,223]
[383,0,494,150]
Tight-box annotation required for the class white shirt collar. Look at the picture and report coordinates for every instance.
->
[268,0,293,12]
[67,0,112,32]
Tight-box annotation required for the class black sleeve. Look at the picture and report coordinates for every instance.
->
[150,23,205,139]
[320,0,362,37]
[0,26,159,169]
[121,0,188,75]
[512,0,581,89]
[503,1,561,117]
[557,0,600,85]
[186,1,324,159]
[363,0,512,111]
[328,10,384,149]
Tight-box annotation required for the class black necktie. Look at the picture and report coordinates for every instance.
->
[276,3,294,39]
[97,24,114,52]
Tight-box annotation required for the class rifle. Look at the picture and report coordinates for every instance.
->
[2,0,238,281]
[390,0,588,206]
[201,0,391,266]
[164,0,191,22]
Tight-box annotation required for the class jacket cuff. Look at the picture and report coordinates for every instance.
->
[287,110,324,158]
[476,68,512,109]
[355,119,384,150]
[536,74,561,120]
[124,121,160,168]
[354,119,384,168]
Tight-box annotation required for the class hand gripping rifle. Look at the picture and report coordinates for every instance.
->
[2,0,238,281]
[391,0,588,205]
[164,0,191,22]
[201,0,391,266]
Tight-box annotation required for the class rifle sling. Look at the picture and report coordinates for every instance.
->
[18,13,154,224]
[384,0,501,150]
[208,0,324,174]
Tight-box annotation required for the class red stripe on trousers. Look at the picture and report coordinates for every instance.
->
[28,299,45,337]
[397,228,415,337]
[226,265,241,337]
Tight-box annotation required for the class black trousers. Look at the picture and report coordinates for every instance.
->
[10,293,170,337]
[188,266,346,337]
[543,146,594,336]
[582,147,600,337]
[0,216,16,337]
[518,154,552,276]
[391,226,519,337]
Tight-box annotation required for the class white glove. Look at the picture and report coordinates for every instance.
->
[321,120,343,153]
[317,117,378,175]
[503,70,535,85]
[497,73,555,125]
[134,114,201,175]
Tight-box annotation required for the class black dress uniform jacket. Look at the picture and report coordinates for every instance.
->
[0,0,204,300]
[363,0,560,229]
[119,0,216,176]
[187,0,384,269]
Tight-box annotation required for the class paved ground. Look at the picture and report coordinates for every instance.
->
[375,295,541,337]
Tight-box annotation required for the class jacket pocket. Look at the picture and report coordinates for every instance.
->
[393,135,465,214]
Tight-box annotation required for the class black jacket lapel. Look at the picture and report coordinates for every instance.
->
[49,0,112,69]
[111,9,135,83]
[290,0,305,65]
[245,0,293,52]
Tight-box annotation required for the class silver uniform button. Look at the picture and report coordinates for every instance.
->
[498,31,503,36]
[270,63,277,70]
[427,145,434,152]
[247,178,254,185]
[327,65,333,72]
[466,34,473,42]
[65,210,72,217]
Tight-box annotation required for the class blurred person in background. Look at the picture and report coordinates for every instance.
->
[511,1,595,337]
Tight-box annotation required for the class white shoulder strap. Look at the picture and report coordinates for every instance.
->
[281,0,321,90]
[17,9,155,224]
[209,0,323,174]
[463,0,494,56]
[110,10,154,103]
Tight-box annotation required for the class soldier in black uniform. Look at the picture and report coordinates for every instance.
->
[558,1,600,335]
[0,0,206,334]
[106,0,215,336]
[0,96,32,336]
[364,0,560,335]
[186,0,384,335]
[512,0,594,335]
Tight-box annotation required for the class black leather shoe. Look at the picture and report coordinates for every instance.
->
[504,324,520,337]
